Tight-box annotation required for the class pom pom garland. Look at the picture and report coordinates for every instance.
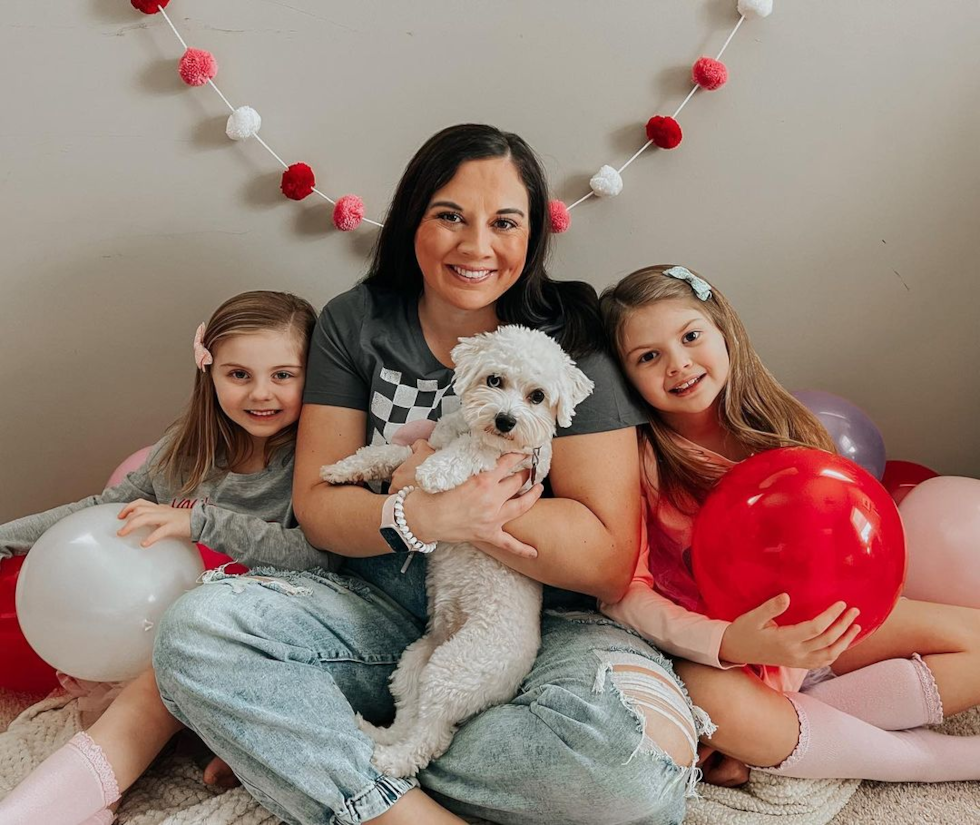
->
[692,57,728,90]
[280,163,316,200]
[178,48,218,87]
[645,116,683,149]
[131,0,170,13]
[548,200,571,234]
[333,195,365,232]
[225,106,262,141]
[130,2,757,233]
[589,165,624,198]
[737,0,773,18]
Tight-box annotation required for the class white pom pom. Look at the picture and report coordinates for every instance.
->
[226,106,262,141]
[589,165,623,198]
[737,0,773,18]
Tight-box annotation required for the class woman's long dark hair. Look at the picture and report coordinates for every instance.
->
[362,124,601,358]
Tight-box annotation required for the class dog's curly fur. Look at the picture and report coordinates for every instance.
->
[321,325,593,777]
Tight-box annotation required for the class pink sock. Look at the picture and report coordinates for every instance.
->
[758,692,980,782]
[0,731,120,825]
[803,654,943,730]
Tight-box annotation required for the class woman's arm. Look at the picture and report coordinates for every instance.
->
[474,427,643,604]
[293,404,391,557]
[407,426,643,604]
[293,403,544,559]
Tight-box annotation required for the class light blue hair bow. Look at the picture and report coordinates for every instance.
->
[663,266,712,301]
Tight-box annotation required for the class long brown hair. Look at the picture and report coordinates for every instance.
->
[155,290,317,495]
[600,265,834,511]
[363,123,602,358]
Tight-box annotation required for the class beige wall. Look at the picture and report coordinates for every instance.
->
[2,0,978,521]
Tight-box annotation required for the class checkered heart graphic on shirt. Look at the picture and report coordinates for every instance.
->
[369,366,461,446]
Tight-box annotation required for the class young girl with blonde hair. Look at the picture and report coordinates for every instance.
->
[0,290,335,825]
[600,264,980,784]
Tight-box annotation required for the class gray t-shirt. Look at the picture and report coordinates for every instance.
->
[0,438,335,573]
[304,283,647,614]
[304,283,647,445]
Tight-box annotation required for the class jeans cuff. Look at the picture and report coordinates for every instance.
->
[333,774,419,825]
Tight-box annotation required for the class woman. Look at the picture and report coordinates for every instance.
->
[153,124,706,825]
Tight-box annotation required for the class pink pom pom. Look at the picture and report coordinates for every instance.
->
[548,200,571,234]
[131,0,170,12]
[333,195,365,232]
[178,49,218,87]
[692,57,728,91]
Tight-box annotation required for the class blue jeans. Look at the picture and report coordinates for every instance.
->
[154,557,701,825]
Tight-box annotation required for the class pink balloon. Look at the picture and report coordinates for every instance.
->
[900,476,980,609]
[106,446,153,489]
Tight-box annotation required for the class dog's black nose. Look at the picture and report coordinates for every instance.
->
[494,413,517,434]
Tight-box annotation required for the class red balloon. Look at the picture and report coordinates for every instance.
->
[196,543,247,575]
[881,460,939,506]
[692,448,906,644]
[0,555,60,695]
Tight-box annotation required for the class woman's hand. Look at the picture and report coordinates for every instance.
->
[719,594,862,669]
[390,440,436,492]
[403,453,542,559]
[116,500,193,547]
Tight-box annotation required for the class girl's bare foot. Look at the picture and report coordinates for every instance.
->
[698,745,750,787]
[203,755,240,788]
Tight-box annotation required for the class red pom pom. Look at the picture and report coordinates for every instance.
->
[548,200,571,234]
[281,163,316,201]
[131,0,170,13]
[333,195,365,232]
[645,115,683,149]
[178,49,218,87]
[692,57,728,90]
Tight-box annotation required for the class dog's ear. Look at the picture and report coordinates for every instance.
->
[556,363,595,429]
[449,334,485,397]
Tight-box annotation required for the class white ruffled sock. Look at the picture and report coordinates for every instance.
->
[0,731,120,825]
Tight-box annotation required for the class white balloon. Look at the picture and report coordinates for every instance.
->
[15,503,203,682]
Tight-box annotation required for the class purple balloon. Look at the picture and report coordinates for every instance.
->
[791,390,886,480]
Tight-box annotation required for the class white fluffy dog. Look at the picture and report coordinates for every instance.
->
[321,324,594,777]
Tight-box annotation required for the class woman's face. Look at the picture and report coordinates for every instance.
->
[414,157,531,313]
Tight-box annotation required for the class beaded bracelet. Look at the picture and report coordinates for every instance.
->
[394,486,437,554]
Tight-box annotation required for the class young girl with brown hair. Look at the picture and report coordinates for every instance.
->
[0,290,334,825]
[600,264,980,785]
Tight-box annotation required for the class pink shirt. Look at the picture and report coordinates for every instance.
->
[600,434,806,694]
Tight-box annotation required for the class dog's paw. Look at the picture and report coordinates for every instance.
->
[356,714,399,747]
[371,744,430,779]
[320,459,363,485]
[414,461,458,494]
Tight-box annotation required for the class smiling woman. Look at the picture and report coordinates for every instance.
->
[151,124,712,825]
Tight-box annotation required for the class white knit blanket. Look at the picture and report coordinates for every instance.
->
[0,690,279,825]
[4,689,974,825]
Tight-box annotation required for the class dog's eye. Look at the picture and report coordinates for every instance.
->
[528,389,545,405]
[486,375,503,388]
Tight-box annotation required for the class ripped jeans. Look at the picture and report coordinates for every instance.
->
[153,559,710,825]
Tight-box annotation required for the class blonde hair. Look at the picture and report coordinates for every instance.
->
[155,290,317,495]
[600,264,834,511]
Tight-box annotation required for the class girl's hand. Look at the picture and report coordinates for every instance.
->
[403,453,542,559]
[719,594,862,669]
[117,500,193,547]
[390,440,436,492]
